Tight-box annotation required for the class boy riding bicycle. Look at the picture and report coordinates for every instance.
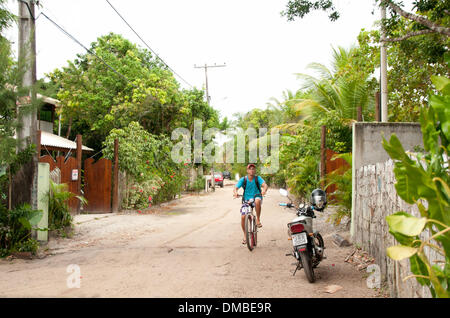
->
[233,164,268,244]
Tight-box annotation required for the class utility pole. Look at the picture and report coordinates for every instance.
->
[194,63,226,105]
[13,0,38,210]
[380,2,388,122]
[194,63,226,190]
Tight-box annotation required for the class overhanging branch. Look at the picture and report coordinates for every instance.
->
[383,29,436,42]
[384,0,450,37]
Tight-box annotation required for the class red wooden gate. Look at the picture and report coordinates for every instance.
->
[39,155,79,212]
[325,149,350,198]
[83,158,112,213]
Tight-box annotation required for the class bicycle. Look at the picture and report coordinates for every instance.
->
[235,194,262,251]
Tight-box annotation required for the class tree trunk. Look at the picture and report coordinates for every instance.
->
[66,117,72,139]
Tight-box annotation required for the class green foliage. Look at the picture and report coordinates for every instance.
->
[284,156,320,199]
[356,22,449,122]
[290,47,375,124]
[49,33,220,151]
[0,7,44,257]
[282,0,339,22]
[103,121,154,180]
[0,203,43,257]
[233,49,356,200]
[48,180,87,230]
[323,153,352,225]
[103,121,188,209]
[49,33,173,149]
[383,73,450,298]
[283,1,450,122]
[282,0,450,33]
[0,0,14,33]
[187,175,206,193]
[125,179,160,210]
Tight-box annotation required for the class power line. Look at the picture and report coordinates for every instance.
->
[104,0,193,88]
[40,12,138,89]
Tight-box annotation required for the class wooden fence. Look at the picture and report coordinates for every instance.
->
[39,155,79,212]
[324,149,350,198]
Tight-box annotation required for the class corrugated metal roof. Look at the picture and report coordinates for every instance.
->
[41,131,93,151]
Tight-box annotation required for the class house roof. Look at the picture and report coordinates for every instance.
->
[37,94,60,107]
[18,94,60,108]
[41,131,93,152]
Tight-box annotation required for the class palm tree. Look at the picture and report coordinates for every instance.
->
[266,89,313,133]
[286,46,375,126]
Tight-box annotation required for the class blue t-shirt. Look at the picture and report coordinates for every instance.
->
[236,176,265,201]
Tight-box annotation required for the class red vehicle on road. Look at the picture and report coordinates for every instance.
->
[208,172,224,188]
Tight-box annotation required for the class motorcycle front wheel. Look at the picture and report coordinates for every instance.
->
[299,250,315,283]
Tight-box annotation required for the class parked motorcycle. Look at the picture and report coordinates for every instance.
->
[279,188,327,283]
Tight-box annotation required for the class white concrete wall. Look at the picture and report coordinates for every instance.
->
[353,159,444,297]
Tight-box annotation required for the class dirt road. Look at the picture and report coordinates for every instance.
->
[0,181,378,298]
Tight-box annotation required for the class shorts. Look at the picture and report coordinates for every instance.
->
[240,197,262,216]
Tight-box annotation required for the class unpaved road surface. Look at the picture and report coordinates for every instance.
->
[0,181,378,298]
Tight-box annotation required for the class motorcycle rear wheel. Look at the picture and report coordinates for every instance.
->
[313,233,324,268]
[299,250,315,283]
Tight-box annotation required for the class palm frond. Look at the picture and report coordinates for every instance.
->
[295,73,320,91]
[274,122,313,134]
[306,62,333,80]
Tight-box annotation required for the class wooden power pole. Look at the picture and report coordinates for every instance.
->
[194,63,226,190]
[13,0,38,210]
[194,63,226,106]
[380,2,388,122]
[320,125,326,189]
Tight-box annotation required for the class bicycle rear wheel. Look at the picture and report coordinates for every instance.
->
[245,214,254,251]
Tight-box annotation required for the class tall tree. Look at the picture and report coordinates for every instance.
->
[49,33,182,149]
[282,0,450,39]
[288,46,376,125]
[356,25,449,121]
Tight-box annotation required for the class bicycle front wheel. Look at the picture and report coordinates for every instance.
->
[253,215,257,247]
[245,214,254,251]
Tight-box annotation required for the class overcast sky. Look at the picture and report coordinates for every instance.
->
[4,0,386,120]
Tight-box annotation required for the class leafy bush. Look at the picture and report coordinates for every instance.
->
[262,110,352,197]
[285,155,320,199]
[124,178,160,210]
[103,121,188,209]
[187,175,206,193]
[48,180,87,230]
[383,73,449,298]
[0,203,43,257]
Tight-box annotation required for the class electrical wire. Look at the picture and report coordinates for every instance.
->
[105,0,193,88]
[40,12,138,89]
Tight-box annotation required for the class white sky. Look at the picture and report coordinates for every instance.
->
[4,0,385,120]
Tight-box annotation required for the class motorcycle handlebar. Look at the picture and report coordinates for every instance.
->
[279,202,294,208]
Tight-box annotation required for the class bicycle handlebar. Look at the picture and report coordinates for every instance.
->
[234,193,265,200]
